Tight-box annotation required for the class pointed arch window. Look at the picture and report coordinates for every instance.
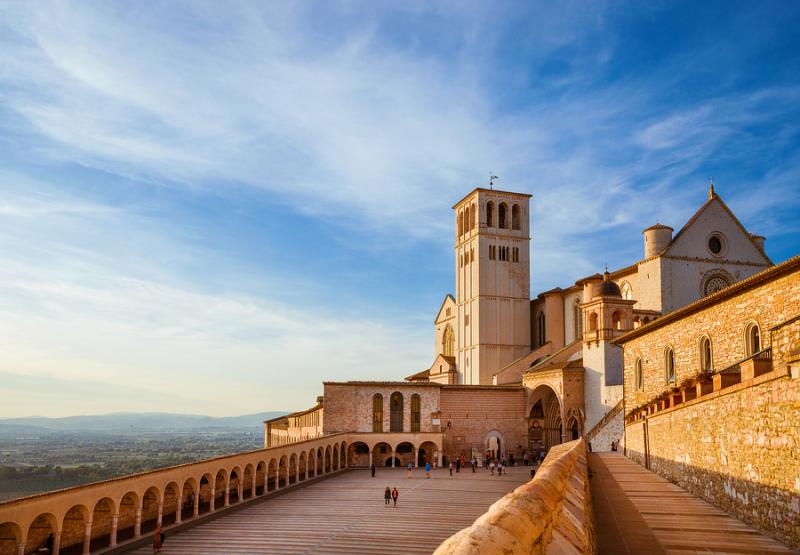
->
[511,203,521,230]
[442,325,455,357]
[457,211,464,237]
[621,281,633,300]
[464,206,471,234]
[411,394,421,432]
[372,394,383,433]
[390,392,404,432]
[487,201,495,227]
[665,347,676,385]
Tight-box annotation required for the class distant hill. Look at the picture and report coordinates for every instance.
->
[0,411,287,435]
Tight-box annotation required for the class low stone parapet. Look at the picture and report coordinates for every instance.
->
[433,438,594,555]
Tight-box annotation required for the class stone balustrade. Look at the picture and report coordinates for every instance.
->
[433,438,594,555]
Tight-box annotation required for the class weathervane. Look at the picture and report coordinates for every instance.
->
[489,173,498,189]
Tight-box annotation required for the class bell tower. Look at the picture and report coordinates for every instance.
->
[453,187,532,385]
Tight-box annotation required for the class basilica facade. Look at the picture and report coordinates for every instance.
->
[266,182,773,461]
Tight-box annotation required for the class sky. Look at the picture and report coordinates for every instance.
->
[1,1,799,418]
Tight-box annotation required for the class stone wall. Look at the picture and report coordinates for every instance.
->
[585,400,623,452]
[433,438,594,555]
[625,370,800,548]
[322,382,440,434]
[619,258,800,549]
[439,385,527,461]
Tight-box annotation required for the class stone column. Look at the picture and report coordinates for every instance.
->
[275,467,280,489]
[52,531,62,555]
[437,450,443,467]
[391,449,395,467]
[224,485,230,507]
[193,493,200,517]
[16,543,25,555]
[176,498,182,524]
[210,492,215,512]
[157,502,163,526]
[252,473,258,496]
[239,483,244,502]
[414,449,419,468]
[134,508,142,538]
[369,451,373,467]
[82,521,92,555]
[110,514,119,547]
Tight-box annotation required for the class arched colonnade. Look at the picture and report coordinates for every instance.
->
[0,435,349,555]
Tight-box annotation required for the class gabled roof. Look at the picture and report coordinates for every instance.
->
[661,190,772,263]
[434,294,456,323]
[405,354,456,382]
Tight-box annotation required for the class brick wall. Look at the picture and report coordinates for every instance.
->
[323,383,440,434]
[439,386,527,460]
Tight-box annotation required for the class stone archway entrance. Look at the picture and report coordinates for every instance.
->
[484,431,503,461]
[528,384,562,456]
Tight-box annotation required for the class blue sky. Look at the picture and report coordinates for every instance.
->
[1,1,799,417]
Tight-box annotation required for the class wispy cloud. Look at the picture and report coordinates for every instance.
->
[0,1,798,415]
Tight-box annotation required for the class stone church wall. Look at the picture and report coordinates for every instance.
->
[621,259,800,549]
[322,383,439,434]
[625,373,800,549]
[439,386,527,461]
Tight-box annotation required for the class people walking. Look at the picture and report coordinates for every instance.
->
[371,463,376,478]
[425,462,431,479]
[449,460,454,476]
[471,458,477,472]
[407,462,413,479]
[152,525,164,553]
[455,458,461,473]
[497,462,503,476]
[384,486,391,505]
[392,487,399,507]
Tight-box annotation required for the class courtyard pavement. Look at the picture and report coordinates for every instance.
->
[590,452,796,555]
[126,466,528,554]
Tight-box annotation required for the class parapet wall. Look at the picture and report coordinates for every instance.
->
[625,368,800,549]
[433,438,595,555]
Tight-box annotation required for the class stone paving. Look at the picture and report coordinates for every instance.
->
[590,452,797,555]
[126,466,528,555]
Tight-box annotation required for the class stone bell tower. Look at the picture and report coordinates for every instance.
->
[453,187,532,385]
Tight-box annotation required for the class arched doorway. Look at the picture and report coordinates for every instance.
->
[528,385,563,457]
[485,431,502,461]
[181,479,197,520]
[395,442,414,467]
[162,482,179,525]
[26,513,57,555]
[348,442,370,467]
[89,497,114,550]
[243,465,254,498]
[372,442,393,467]
[117,492,139,540]
[418,441,437,466]
[568,417,580,441]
